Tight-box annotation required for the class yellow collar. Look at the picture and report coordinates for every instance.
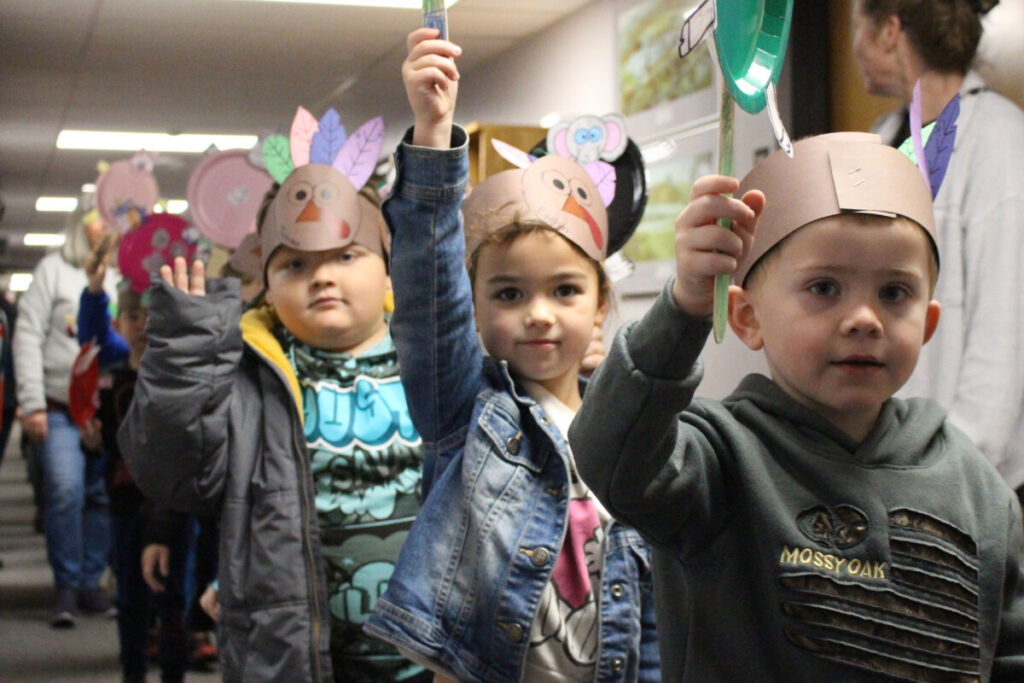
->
[240,306,303,419]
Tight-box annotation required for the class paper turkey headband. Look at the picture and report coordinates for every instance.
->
[734,132,939,287]
[259,107,386,273]
[462,113,632,264]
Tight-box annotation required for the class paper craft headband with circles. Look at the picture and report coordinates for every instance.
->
[258,107,386,270]
[463,114,647,263]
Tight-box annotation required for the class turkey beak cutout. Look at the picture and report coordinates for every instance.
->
[521,155,608,262]
[261,163,381,272]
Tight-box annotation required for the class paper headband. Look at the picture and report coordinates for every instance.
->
[734,132,938,286]
[259,107,386,270]
[463,114,645,263]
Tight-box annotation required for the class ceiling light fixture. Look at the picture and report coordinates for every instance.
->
[35,197,78,212]
[24,233,67,247]
[228,0,459,7]
[57,131,258,153]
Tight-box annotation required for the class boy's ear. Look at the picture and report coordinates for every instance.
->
[112,317,123,334]
[922,300,941,344]
[727,285,763,351]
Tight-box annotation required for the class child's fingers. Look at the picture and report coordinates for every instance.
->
[678,193,756,232]
[690,174,740,200]
[406,28,462,59]
[190,260,206,297]
[159,263,174,287]
[173,257,189,291]
[685,221,745,259]
[408,52,460,82]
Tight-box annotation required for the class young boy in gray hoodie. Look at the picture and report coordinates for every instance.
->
[570,133,1024,681]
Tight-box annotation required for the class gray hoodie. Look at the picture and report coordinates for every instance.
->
[570,282,1024,681]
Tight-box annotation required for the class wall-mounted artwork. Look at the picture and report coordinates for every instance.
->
[617,124,717,296]
[617,0,717,141]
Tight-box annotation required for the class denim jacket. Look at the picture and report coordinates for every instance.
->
[364,127,660,682]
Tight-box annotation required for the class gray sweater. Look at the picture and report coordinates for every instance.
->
[14,248,118,414]
[570,282,1024,681]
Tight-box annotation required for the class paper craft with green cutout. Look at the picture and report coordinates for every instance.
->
[678,0,794,342]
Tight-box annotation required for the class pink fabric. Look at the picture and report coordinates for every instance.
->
[551,498,602,609]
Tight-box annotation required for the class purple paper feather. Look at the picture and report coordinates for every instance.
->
[310,108,347,166]
[585,160,616,207]
[909,81,932,196]
[333,116,384,190]
[923,94,959,199]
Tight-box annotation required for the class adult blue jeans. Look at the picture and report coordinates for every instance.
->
[110,512,189,680]
[41,409,110,589]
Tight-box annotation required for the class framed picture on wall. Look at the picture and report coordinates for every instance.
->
[616,123,717,297]
[616,0,718,141]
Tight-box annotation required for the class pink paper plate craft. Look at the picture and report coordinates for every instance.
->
[94,152,160,234]
[259,106,386,271]
[118,213,206,293]
[186,144,275,249]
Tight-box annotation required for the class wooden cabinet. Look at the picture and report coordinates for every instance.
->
[465,122,547,186]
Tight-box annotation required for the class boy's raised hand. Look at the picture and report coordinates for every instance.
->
[160,256,206,297]
[404,27,461,149]
[672,175,764,318]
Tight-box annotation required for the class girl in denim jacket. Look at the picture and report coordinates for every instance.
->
[364,29,659,682]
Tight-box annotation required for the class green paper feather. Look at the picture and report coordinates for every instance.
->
[263,135,294,184]
[898,121,935,165]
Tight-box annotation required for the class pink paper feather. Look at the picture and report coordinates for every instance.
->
[289,106,320,168]
[491,139,533,169]
[333,116,384,191]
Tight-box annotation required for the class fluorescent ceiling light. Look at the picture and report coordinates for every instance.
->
[166,200,189,214]
[81,183,97,193]
[23,233,67,247]
[57,130,258,153]
[8,273,33,292]
[230,0,459,6]
[35,197,78,212]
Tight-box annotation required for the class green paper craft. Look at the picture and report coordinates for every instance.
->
[263,135,295,185]
[678,0,794,343]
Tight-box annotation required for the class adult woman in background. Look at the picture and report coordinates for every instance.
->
[852,0,1024,497]
[14,200,119,627]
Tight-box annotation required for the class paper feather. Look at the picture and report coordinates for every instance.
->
[333,116,384,191]
[584,160,616,207]
[263,135,295,184]
[923,93,959,199]
[310,108,347,166]
[491,139,533,169]
[289,107,319,168]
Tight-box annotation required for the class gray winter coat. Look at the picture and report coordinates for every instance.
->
[119,278,332,682]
